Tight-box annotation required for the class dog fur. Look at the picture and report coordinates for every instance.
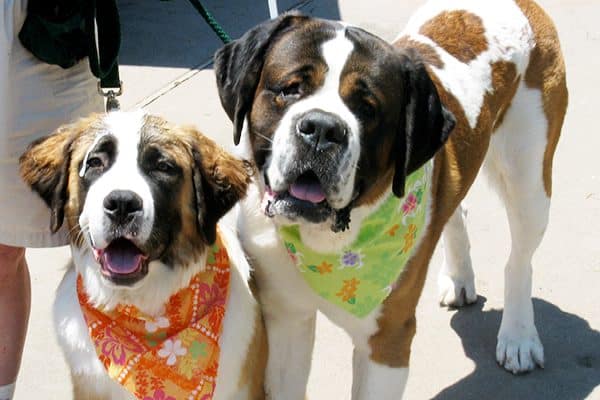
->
[20,111,267,400]
[213,0,567,398]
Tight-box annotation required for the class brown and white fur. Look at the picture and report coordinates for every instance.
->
[19,111,267,400]
[213,0,567,398]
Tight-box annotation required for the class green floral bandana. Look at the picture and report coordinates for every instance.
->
[279,162,432,318]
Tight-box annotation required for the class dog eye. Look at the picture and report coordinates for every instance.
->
[356,97,378,119]
[358,101,375,116]
[86,157,104,169]
[155,161,176,174]
[279,82,301,98]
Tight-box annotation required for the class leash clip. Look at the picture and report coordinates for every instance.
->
[98,81,123,112]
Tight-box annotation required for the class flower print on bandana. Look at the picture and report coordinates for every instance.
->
[145,316,170,333]
[387,224,400,236]
[340,250,363,269]
[284,241,303,267]
[401,224,418,254]
[197,283,226,311]
[278,160,432,318]
[99,326,143,365]
[143,389,175,400]
[78,234,231,400]
[197,282,227,331]
[336,278,360,303]
[157,339,187,366]
[317,261,333,274]
[401,192,418,215]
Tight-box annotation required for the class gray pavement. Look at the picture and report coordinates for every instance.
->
[15,0,600,398]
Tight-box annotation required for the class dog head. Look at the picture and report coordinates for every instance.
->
[214,13,454,231]
[20,111,252,296]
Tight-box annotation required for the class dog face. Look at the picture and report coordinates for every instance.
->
[214,13,455,231]
[20,111,251,289]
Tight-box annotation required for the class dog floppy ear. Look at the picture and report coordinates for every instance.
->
[393,52,455,198]
[214,11,309,145]
[19,123,79,233]
[189,130,254,243]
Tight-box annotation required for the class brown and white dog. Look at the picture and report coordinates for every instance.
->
[214,0,567,398]
[19,111,266,399]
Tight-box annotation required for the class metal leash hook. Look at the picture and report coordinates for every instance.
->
[98,81,123,112]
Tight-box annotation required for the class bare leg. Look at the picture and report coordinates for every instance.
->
[0,244,30,394]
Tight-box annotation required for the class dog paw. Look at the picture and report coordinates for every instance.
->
[438,270,476,307]
[496,329,544,374]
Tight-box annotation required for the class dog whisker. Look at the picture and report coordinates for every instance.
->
[255,132,273,143]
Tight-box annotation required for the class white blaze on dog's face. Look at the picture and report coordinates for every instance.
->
[214,14,455,232]
[265,31,361,212]
[20,112,251,294]
[78,111,156,284]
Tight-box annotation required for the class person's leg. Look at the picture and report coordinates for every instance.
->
[0,0,101,396]
[0,3,22,398]
[0,244,30,399]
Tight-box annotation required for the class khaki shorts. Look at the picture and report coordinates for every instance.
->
[1,0,103,247]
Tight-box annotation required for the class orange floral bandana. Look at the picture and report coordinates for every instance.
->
[77,237,231,400]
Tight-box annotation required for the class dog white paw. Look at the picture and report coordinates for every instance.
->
[438,270,477,307]
[496,329,544,374]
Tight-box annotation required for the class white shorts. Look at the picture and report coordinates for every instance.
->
[1,0,103,247]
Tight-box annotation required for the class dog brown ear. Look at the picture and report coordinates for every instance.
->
[393,52,455,198]
[19,122,79,233]
[188,130,254,243]
[214,11,309,145]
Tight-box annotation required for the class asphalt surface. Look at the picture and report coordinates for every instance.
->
[15,0,600,398]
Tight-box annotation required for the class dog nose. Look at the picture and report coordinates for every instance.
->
[103,190,143,223]
[296,110,348,149]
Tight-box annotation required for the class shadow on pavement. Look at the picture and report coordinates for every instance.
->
[432,297,600,400]
[117,0,341,68]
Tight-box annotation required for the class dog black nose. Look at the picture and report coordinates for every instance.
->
[103,190,143,223]
[297,110,348,149]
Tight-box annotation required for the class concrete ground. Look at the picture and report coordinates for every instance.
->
[15,0,600,398]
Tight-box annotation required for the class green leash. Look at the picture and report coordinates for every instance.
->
[187,0,232,44]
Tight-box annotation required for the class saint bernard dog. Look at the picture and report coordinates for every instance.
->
[19,111,267,400]
[213,0,567,398]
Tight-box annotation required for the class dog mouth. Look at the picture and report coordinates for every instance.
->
[264,171,330,218]
[263,171,353,232]
[93,238,149,285]
[288,171,327,204]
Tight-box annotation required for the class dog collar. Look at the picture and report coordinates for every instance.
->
[279,161,432,318]
[77,235,231,400]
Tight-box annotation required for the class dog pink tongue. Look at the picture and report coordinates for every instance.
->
[102,239,144,275]
[289,181,326,203]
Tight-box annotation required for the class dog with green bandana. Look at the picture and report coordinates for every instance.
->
[215,2,567,398]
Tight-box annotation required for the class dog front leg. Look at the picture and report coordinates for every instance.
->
[357,244,431,400]
[351,349,409,400]
[263,309,316,400]
[351,312,415,400]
